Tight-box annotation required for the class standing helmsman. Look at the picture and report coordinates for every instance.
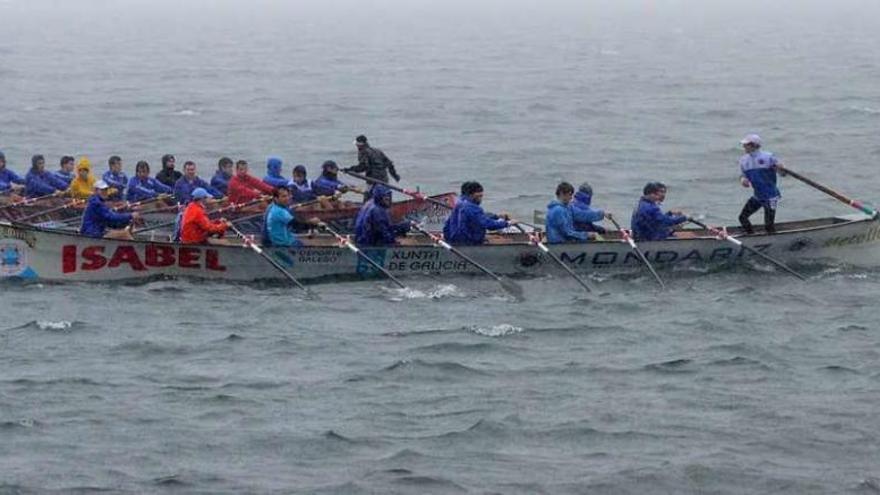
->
[738,134,785,234]
[344,135,399,197]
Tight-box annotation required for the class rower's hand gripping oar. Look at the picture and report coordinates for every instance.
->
[518,224,594,294]
[606,214,666,290]
[318,222,408,290]
[778,165,878,218]
[341,170,452,210]
[227,224,315,296]
[410,222,524,300]
[687,217,807,281]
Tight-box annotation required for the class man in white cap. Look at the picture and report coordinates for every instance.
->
[80,180,140,239]
[738,134,785,234]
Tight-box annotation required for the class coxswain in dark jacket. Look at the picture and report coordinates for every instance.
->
[630,182,687,241]
[344,135,399,185]
[354,185,410,246]
[156,154,182,187]
[443,181,510,245]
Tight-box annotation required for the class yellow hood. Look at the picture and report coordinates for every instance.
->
[68,157,96,199]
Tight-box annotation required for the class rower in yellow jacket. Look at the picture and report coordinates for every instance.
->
[67,157,96,199]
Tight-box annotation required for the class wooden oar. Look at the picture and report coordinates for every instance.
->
[606,214,666,290]
[518,224,594,293]
[15,199,84,223]
[111,194,171,212]
[779,165,877,218]
[131,198,264,234]
[0,192,60,211]
[410,222,524,300]
[319,222,408,289]
[687,217,807,281]
[342,170,451,209]
[228,224,314,296]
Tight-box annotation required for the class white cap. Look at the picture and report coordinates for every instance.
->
[94,180,110,189]
[740,134,762,146]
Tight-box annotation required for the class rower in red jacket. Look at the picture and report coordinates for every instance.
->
[228,159,275,204]
[180,188,231,244]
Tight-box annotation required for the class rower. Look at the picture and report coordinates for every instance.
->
[155,154,181,187]
[630,182,687,241]
[102,155,128,201]
[228,159,275,204]
[173,161,223,204]
[571,182,607,235]
[262,188,319,248]
[67,157,96,199]
[738,134,784,234]
[546,182,590,244]
[211,157,234,195]
[0,150,25,196]
[311,160,352,197]
[443,181,511,245]
[288,164,317,204]
[180,188,232,245]
[263,156,289,188]
[127,160,172,202]
[80,180,140,240]
[354,185,410,246]
[52,156,76,188]
[25,154,67,198]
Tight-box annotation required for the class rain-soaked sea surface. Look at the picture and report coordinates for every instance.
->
[2,0,880,493]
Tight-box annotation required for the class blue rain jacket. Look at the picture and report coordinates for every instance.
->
[288,179,317,203]
[126,176,173,202]
[211,170,232,195]
[739,150,780,202]
[25,169,66,197]
[263,157,288,188]
[261,202,302,247]
[311,175,344,197]
[571,191,606,233]
[102,170,128,201]
[545,200,589,244]
[52,170,74,188]
[442,196,508,245]
[0,168,25,187]
[354,186,409,246]
[630,197,687,241]
[80,194,133,238]
[173,176,222,203]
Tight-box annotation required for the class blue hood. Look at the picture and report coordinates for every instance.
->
[547,199,567,211]
[371,184,392,202]
[267,157,283,177]
[574,191,592,206]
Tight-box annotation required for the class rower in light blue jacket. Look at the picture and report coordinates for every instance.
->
[546,182,589,244]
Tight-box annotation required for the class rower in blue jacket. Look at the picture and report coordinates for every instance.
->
[173,161,222,203]
[263,156,289,188]
[546,182,589,244]
[127,161,172,202]
[0,150,25,195]
[311,160,351,197]
[102,156,128,201]
[571,182,607,234]
[738,134,784,234]
[80,180,139,239]
[288,165,317,203]
[52,156,76,188]
[630,182,687,241]
[211,157,234,195]
[25,154,67,198]
[443,181,511,245]
[354,185,410,246]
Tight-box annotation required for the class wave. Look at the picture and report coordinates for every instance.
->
[643,358,695,373]
[0,418,38,430]
[466,323,523,337]
[409,341,499,353]
[3,320,82,332]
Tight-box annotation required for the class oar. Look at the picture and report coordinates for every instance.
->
[319,222,408,289]
[687,217,807,281]
[228,224,314,296]
[0,192,60,211]
[779,165,877,218]
[15,199,84,223]
[227,197,326,226]
[111,194,171,212]
[131,198,264,234]
[342,170,452,209]
[606,214,666,290]
[518,224,594,293]
[410,222,524,300]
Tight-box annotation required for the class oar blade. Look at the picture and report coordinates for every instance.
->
[498,277,525,301]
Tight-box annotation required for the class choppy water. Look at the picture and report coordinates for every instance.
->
[2,0,880,493]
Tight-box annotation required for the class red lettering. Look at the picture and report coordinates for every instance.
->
[108,245,146,271]
[178,247,200,268]
[81,246,107,271]
[62,245,77,273]
[205,249,227,272]
[145,245,175,267]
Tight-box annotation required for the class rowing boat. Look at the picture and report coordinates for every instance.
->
[1,213,877,283]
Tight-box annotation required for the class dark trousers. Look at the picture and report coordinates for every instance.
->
[739,197,776,234]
